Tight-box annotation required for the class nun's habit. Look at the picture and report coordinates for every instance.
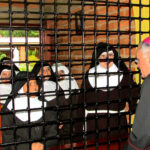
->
[32,61,58,103]
[0,65,16,105]
[52,63,80,143]
[52,63,79,99]
[1,72,58,150]
[32,62,71,145]
[0,57,20,72]
[76,43,140,143]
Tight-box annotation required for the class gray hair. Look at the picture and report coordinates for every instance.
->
[138,42,150,55]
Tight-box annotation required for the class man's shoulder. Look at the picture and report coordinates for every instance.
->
[143,75,150,86]
[141,75,150,95]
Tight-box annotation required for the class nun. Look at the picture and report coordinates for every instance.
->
[32,62,71,146]
[1,71,58,150]
[52,63,80,143]
[31,61,62,103]
[52,63,79,100]
[76,43,140,146]
[0,65,17,106]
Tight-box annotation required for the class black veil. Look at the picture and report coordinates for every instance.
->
[0,57,20,72]
[4,71,38,106]
[90,42,128,72]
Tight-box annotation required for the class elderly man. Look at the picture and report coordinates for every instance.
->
[123,37,150,149]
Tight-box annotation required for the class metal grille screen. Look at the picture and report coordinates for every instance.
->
[0,0,148,149]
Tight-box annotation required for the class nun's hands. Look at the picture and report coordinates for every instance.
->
[32,142,44,150]
[59,122,63,129]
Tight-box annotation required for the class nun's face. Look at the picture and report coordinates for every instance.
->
[38,66,51,80]
[99,51,114,69]
[58,70,65,80]
[23,80,39,97]
[1,70,11,84]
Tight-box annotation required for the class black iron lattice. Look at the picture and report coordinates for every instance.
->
[0,0,147,150]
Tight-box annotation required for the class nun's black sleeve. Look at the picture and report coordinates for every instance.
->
[1,107,29,150]
[2,107,14,150]
[58,95,71,145]
[123,75,150,150]
[44,105,57,150]
[73,84,87,142]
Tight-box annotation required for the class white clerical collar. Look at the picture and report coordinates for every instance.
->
[7,95,47,122]
[88,63,123,90]
[0,83,12,104]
